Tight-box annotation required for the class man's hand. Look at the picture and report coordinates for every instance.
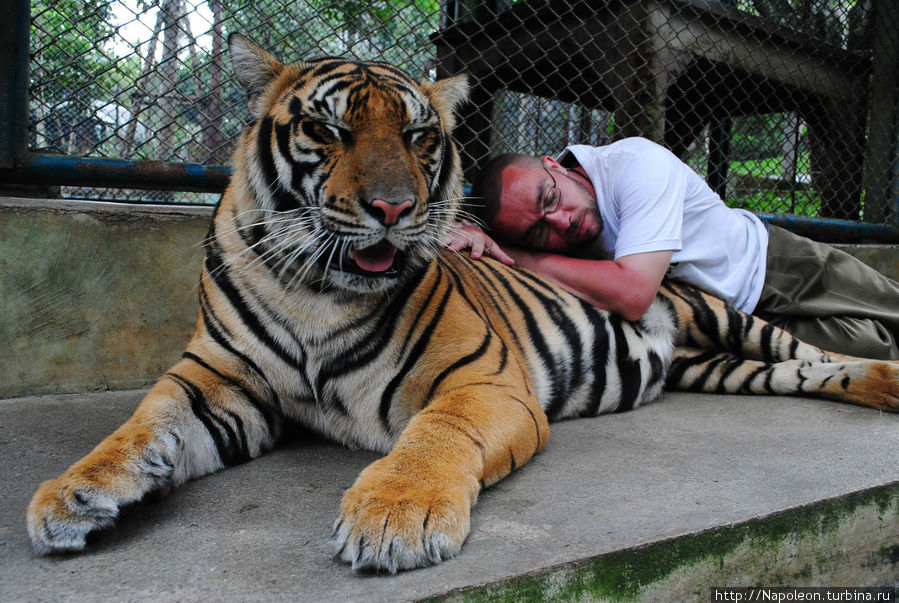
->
[442,220,515,265]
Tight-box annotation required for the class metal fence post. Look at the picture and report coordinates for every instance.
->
[0,0,30,170]
[861,0,899,225]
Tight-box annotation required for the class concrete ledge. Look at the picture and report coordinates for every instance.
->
[834,243,899,280]
[2,196,899,400]
[2,390,897,600]
[0,197,211,398]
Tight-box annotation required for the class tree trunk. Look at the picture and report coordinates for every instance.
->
[120,9,164,157]
[203,0,225,165]
[779,112,799,184]
[155,0,184,163]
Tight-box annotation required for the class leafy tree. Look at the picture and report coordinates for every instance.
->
[30,0,116,153]
[31,0,443,167]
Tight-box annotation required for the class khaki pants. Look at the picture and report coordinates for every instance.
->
[756,225,899,360]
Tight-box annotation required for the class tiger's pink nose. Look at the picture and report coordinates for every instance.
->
[370,198,414,226]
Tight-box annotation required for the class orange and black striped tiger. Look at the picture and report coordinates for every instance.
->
[27,34,898,571]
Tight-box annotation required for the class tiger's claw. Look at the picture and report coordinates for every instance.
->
[329,458,476,572]
[26,428,179,555]
[27,479,121,555]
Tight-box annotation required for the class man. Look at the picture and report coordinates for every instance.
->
[444,137,899,359]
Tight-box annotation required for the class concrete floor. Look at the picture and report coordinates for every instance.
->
[2,389,898,601]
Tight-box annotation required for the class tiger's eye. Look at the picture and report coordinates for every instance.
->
[404,127,437,148]
[302,120,335,144]
[302,120,352,145]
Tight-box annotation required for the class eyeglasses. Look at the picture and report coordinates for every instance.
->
[524,165,562,248]
[540,165,562,216]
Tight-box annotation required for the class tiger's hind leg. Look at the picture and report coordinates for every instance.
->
[668,347,899,411]
[26,356,281,555]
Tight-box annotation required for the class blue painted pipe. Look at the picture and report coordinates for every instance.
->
[4,155,897,243]
[6,153,232,193]
[756,212,899,244]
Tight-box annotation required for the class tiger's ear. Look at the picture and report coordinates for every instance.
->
[229,33,285,118]
[422,74,470,130]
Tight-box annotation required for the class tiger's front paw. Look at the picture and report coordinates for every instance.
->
[27,431,177,555]
[27,477,124,555]
[329,458,479,573]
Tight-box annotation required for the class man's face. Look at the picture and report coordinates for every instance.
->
[491,158,601,253]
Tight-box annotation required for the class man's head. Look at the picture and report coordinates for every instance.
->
[471,153,602,253]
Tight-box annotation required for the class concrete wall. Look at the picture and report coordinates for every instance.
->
[836,244,899,279]
[0,198,211,398]
[1,196,898,399]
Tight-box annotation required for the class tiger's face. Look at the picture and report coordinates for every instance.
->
[227,34,469,293]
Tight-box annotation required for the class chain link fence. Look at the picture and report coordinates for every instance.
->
[25,0,899,225]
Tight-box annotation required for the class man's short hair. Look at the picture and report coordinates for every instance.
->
[469,153,540,232]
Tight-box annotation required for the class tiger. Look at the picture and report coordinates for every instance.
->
[27,33,899,573]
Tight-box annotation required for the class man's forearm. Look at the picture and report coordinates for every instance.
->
[506,248,667,321]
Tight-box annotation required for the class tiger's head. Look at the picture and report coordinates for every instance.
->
[224,34,469,293]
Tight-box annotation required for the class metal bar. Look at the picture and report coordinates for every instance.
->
[707,116,731,200]
[861,0,899,223]
[893,128,899,227]
[1,153,231,193]
[756,212,899,244]
[0,0,30,169]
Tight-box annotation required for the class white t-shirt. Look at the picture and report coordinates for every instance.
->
[560,138,769,312]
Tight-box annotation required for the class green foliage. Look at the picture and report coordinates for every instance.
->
[726,191,822,216]
[31,0,116,104]
[735,0,858,47]
[729,113,807,162]
[28,0,446,201]
[729,152,810,177]
[30,0,442,166]
[220,0,440,73]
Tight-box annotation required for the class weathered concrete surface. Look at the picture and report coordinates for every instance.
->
[1,390,897,601]
[0,198,211,398]
[2,197,898,400]
[836,243,899,280]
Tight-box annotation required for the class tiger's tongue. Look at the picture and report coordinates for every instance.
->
[350,241,397,272]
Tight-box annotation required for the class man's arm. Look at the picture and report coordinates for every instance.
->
[442,221,672,321]
[507,247,673,321]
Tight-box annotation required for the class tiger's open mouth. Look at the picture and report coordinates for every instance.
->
[328,240,406,278]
